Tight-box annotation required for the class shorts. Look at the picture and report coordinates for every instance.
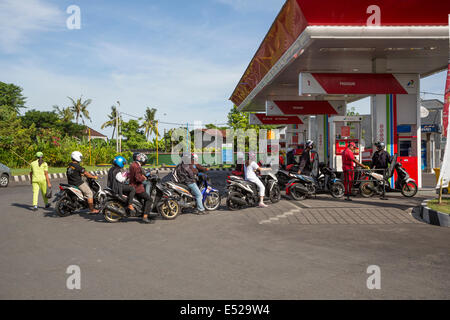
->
[78,182,94,199]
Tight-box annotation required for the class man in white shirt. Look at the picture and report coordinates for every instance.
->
[244,152,271,208]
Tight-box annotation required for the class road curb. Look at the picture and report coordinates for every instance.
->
[419,199,450,227]
[10,168,232,186]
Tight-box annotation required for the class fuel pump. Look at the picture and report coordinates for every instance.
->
[329,116,363,171]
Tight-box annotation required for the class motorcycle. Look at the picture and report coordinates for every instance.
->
[226,170,281,210]
[54,175,106,217]
[102,170,180,223]
[166,172,221,212]
[359,154,418,198]
[282,163,345,200]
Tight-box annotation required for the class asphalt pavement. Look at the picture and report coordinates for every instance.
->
[0,172,449,299]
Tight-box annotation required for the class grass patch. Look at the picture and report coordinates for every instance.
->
[11,166,111,176]
[427,198,450,214]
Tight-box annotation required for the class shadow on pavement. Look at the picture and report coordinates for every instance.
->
[11,203,34,211]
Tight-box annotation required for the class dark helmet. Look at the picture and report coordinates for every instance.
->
[376,142,385,150]
[113,156,126,168]
[306,140,314,149]
[132,152,139,161]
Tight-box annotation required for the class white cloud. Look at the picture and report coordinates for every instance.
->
[0,0,64,52]
[215,0,285,12]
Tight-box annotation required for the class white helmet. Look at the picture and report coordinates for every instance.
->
[191,153,199,162]
[71,151,83,162]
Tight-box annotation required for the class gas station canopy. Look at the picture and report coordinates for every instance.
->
[230,0,450,112]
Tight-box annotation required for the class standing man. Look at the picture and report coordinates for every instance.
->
[372,142,391,172]
[30,152,52,211]
[297,140,314,176]
[342,142,367,201]
[129,153,154,224]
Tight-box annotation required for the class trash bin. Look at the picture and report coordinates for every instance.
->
[433,168,440,184]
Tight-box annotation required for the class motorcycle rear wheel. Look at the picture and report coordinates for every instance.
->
[55,196,74,217]
[401,181,418,197]
[290,184,307,201]
[226,191,245,211]
[359,182,375,198]
[158,199,180,220]
[103,200,123,223]
[330,181,345,198]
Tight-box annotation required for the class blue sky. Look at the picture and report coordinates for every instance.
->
[0,0,446,136]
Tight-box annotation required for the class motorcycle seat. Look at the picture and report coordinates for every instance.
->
[174,182,191,191]
[59,183,80,189]
[229,175,244,180]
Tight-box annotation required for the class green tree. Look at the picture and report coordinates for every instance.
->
[101,105,119,140]
[346,106,360,116]
[141,107,158,140]
[0,81,26,114]
[67,95,93,124]
[121,119,149,149]
[53,105,74,122]
[227,105,250,130]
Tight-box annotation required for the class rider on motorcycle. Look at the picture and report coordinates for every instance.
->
[107,156,136,213]
[177,153,208,214]
[372,142,392,171]
[129,153,154,224]
[67,151,99,214]
[244,151,272,208]
[297,140,314,176]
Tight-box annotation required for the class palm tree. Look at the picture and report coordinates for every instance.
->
[53,105,74,122]
[101,105,119,140]
[141,107,159,140]
[67,95,92,124]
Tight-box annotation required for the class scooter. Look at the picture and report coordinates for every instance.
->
[102,170,180,223]
[166,172,221,212]
[54,175,106,217]
[226,171,281,210]
[359,154,418,198]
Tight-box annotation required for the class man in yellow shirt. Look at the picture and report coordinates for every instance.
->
[29,152,52,211]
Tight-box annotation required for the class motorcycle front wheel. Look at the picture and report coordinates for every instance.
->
[359,182,375,198]
[55,195,74,217]
[269,185,281,203]
[158,199,180,220]
[290,184,307,201]
[204,191,221,211]
[330,181,345,198]
[401,181,418,197]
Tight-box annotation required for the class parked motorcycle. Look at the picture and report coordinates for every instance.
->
[102,170,180,223]
[166,172,221,212]
[282,163,344,200]
[226,171,281,210]
[54,175,106,217]
[359,155,418,198]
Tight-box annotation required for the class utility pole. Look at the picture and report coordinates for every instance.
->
[155,120,159,166]
[116,101,120,153]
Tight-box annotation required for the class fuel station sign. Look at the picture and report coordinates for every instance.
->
[249,114,304,125]
[299,73,419,95]
[265,100,346,116]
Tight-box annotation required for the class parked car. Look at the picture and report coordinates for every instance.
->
[0,163,11,188]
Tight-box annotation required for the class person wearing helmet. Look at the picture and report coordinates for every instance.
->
[371,141,391,171]
[107,156,136,212]
[129,153,154,224]
[244,152,271,208]
[29,152,52,211]
[67,151,99,213]
[175,153,208,214]
[342,142,367,201]
[297,140,314,175]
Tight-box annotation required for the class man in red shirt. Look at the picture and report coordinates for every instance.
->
[342,142,366,201]
[129,153,154,224]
